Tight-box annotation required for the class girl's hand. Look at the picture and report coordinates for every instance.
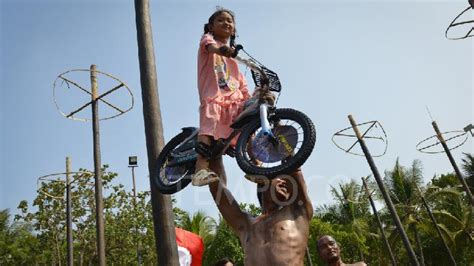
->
[207,44,235,57]
[218,45,235,57]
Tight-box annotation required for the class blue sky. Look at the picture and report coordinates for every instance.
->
[1,0,472,219]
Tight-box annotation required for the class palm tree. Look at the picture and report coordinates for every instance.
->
[427,173,474,265]
[461,153,474,194]
[383,159,425,265]
[316,180,370,261]
[176,210,216,245]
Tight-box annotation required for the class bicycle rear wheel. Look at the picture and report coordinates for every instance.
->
[154,130,196,194]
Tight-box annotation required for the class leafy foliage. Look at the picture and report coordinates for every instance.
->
[3,156,473,265]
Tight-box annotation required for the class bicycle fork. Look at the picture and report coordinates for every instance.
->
[259,104,276,140]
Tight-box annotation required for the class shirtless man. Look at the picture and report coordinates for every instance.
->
[317,235,367,266]
[208,158,313,265]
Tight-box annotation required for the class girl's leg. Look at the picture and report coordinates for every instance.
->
[209,156,227,186]
[192,135,219,186]
[195,135,212,171]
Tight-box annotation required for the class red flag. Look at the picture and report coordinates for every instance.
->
[175,227,204,266]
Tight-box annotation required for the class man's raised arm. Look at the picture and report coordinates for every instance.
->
[208,174,249,234]
[289,169,313,219]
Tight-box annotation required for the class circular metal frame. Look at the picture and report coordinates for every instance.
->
[53,69,134,122]
[416,130,468,154]
[37,171,94,199]
[445,5,474,40]
[332,120,388,157]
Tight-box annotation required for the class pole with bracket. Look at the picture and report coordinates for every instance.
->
[431,121,473,205]
[91,64,106,265]
[349,114,419,266]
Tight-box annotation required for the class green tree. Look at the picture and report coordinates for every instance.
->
[308,217,366,266]
[461,153,474,194]
[0,208,41,264]
[315,180,370,261]
[175,210,216,246]
[383,159,427,265]
[427,172,474,265]
[202,203,261,266]
[203,215,243,266]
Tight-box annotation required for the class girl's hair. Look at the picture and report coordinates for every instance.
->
[203,8,237,47]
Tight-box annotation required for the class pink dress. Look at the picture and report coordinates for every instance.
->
[197,33,250,141]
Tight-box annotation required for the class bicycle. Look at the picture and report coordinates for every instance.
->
[154,45,316,194]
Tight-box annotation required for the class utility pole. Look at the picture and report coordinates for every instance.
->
[134,0,179,264]
[349,115,419,266]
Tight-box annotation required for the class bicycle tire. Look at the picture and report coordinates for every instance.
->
[235,108,316,177]
[154,130,195,194]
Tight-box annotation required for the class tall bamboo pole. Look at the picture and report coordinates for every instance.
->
[361,177,397,266]
[134,0,179,264]
[416,184,457,265]
[349,114,419,266]
[431,121,474,205]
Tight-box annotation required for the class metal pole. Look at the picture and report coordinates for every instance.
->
[134,0,179,264]
[91,64,106,265]
[361,177,397,266]
[131,165,140,265]
[66,157,73,266]
[431,121,474,205]
[349,115,419,266]
[416,184,457,265]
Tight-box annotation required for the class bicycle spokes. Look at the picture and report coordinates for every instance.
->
[250,124,299,164]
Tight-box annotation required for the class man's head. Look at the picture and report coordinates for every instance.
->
[317,235,341,264]
[214,257,234,266]
[256,175,296,211]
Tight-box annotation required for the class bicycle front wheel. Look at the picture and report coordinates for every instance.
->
[235,108,316,177]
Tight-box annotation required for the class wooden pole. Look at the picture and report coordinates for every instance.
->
[431,121,474,205]
[361,177,397,266]
[416,184,457,265]
[349,114,419,266]
[91,64,106,265]
[134,0,179,264]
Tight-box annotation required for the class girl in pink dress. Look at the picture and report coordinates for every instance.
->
[193,8,250,186]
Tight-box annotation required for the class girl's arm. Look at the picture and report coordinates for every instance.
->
[206,44,235,57]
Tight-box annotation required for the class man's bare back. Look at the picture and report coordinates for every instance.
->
[208,160,312,265]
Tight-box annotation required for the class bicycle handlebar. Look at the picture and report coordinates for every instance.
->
[231,44,243,58]
[232,44,269,85]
